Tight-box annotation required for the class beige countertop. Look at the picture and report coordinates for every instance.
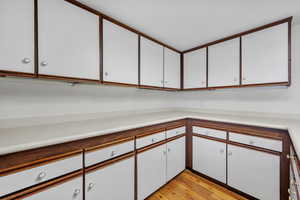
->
[0,110,299,157]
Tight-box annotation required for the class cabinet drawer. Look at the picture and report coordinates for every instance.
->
[229,132,282,152]
[85,140,134,167]
[192,126,226,140]
[0,153,82,197]
[166,126,185,139]
[136,132,166,149]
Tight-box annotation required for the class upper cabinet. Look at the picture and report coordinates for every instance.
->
[38,0,100,80]
[208,38,240,87]
[164,48,181,89]
[103,19,139,85]
[0,0,35,74]
[140,37,164,87]
[241,23,289,85]
[184,48,207,89]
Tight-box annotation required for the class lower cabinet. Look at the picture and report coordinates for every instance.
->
[85,156,134,200]
[227,145,280,200]
[23,176,83,200]
[138,137,186,200]
[193,136,226,183]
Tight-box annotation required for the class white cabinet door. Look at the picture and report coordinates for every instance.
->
[0,0,34,73]
[140,37,164,87]
[228,145,280,200]
[137,144,166,200]
[85,157,134,200]
[24,176,83,200]
[193,136,226,183]
[166,137,185,181]
[184,48,207,89]
[38,0,100,80]
[103,20,138,85]
[208,38,240,87]
[242,23,289,84]
[164,48,181,89]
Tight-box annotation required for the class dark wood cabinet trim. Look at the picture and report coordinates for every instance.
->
[137,140,167,154]
[64,0,180,54]
[180,53,184,90]
[192,134,227,144]
[2,170,83,200]
[135,128,166,139]
[280,133,290,200]
[0,71,35,78]
[288,18,292,86]
[102,81,139,87]
[165,123,185,130]
[139,85,180,91]
[85,136,134,152]
[38,74,101,84]
[183,16,293,53]
[85,152,134,173]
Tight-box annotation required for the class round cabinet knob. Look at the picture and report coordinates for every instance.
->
[249,140,254,145]
[37,171,46,180]
[40,61,48,67]
[73,189,81,197]
[22,58,31,64]
[110,151,115,157]
[88,183,95,191]
[151,138,156,143]
[104,72,108,76]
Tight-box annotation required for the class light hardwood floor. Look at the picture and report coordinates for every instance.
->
[147,170,248,200]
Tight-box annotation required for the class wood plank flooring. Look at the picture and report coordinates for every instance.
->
[146,170,248,200]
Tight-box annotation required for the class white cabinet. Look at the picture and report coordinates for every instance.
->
[166,137,185,181]
[164,48,181,89]
[208,38,240,87]
[85,157,134,200]
[103,20,139,85]
[23,176,83,200]
[227,144,280,200]
[242,23,289,84]
[0,0,34,74]
[137,144,166,200]
[38,0,100,80]
[140,37,164,87]
[193,136,226,183]
[184,48,207,89]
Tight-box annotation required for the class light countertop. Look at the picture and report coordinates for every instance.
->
[0,110,299,157]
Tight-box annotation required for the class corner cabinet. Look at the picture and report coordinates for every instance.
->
[103,19,139,85]
[0,0,35,74]
[241,22,289,85]
[38,0,100,80]
[164,48,181,89]
[184,48,207,89]
[140,37,164,87]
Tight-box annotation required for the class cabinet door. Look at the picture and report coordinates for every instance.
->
[242,23,289,84]
[38,0,100,80]
[166,137,185,181]
[103,20,138,85]
[193,136,226,183]
[137,144,166,200]
[164,48,181,89]
[85,157,134,200]
[228,145,280,200]
[0,0,34,74]
[140,37,164,87]
[184,48,207,89]
[24,176,82,200]
[208,38,240,87]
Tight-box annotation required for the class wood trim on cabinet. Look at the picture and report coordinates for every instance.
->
[280,133,290,200]
[64,0,181,53]
[135,128,166,139]
[239,37,242,85]
[139,85,180,91]
[166,134,186,143]
[137,140,167,154]
[85,152,134,173]
[99,16,104,82]
[37,74,101,84]
[180,53,184,90]
[206,47,209,88]
[2,170,83,200]
[288,18,292,86]
[0,150,83,177]
[85,136,134,152]
[166,123,186,130]
[192,133,227,144]
[183,16,293,53]
[138,35,141,86]
[102,81,139,88]
[186,120,193,169]
[0,71,36,78]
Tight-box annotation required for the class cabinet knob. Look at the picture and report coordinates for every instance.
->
[40,61,48,67]
[22,58,31,64]
[73,189,81,197]
[37,171,46,180]
[88,183,95,190]
[111,151,115,157]
[104,72,108,76]
[249,140,254,145]
[151,138,156,143]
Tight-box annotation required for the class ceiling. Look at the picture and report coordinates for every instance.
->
[80,0,300,51]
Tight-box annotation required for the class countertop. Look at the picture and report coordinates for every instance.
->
[0,110,299,157]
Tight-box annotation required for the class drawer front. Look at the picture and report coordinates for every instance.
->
[192,126,226,140]
[136,131,166,149]
[229,132,282,152]
[23,176,83,200]
[85,140,134,167]
[0,154,83,197]
[166,126,185,139]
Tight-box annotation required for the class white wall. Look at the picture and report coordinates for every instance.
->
[175,24,300,116]
[0,78,177,119]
